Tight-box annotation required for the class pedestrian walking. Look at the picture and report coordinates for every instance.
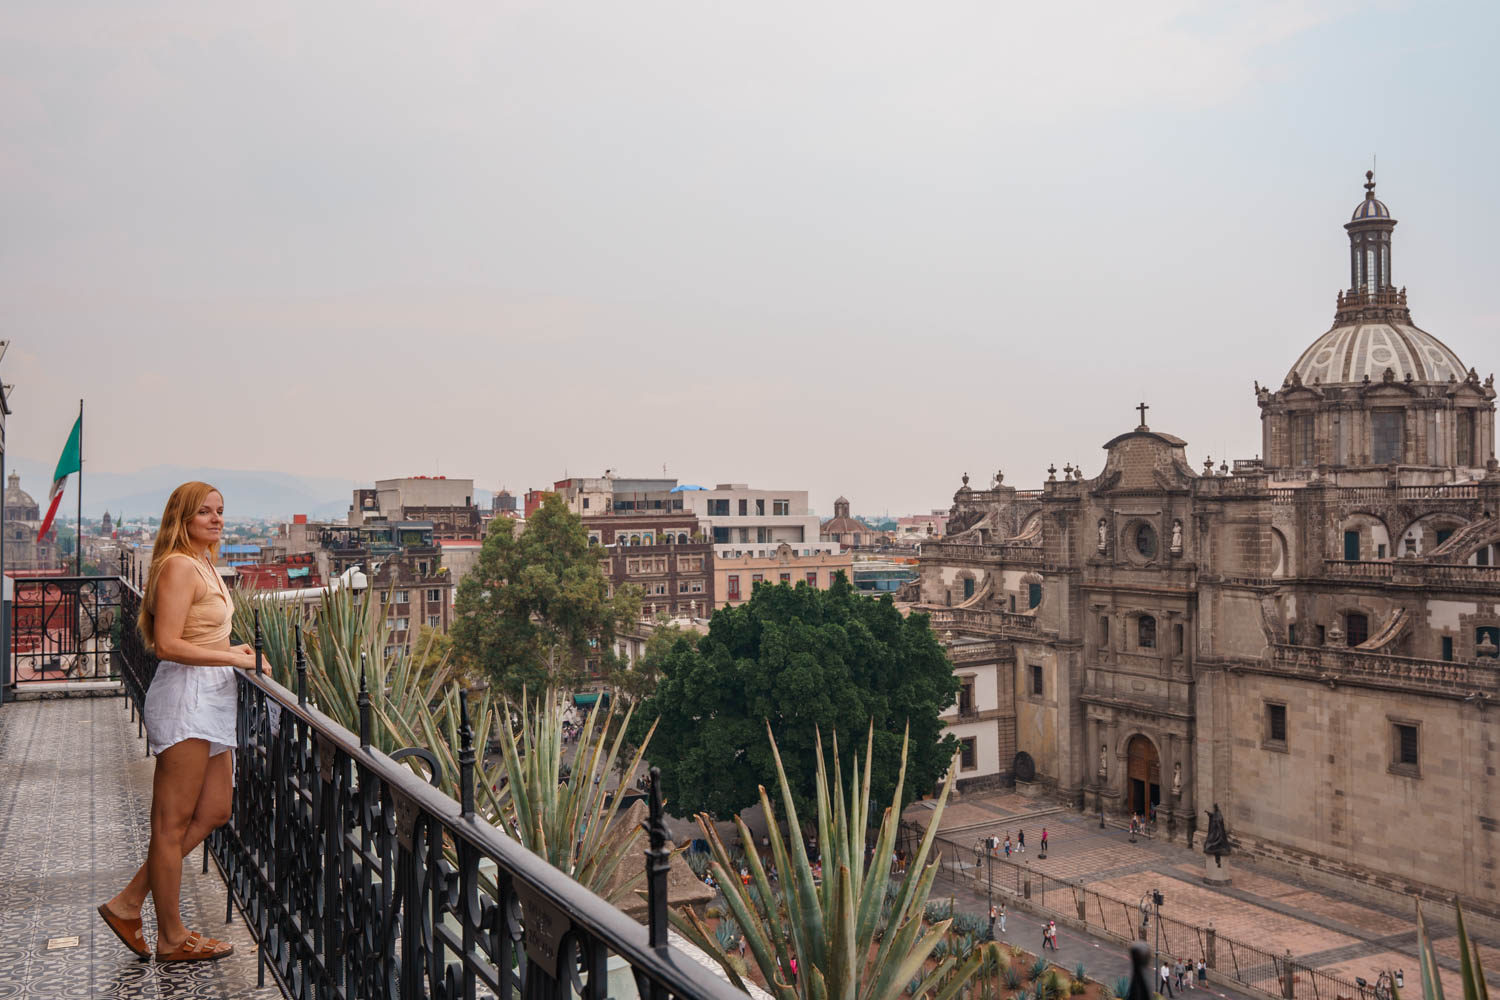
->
[989,904,998,941]
[1049,921,1059,950]
[1159,962,1175,998]
[1197,959,1207,989]
[1174,959,1186,990]
[1017,829,1026,853]
[1041,827,1049,852]
[1004,835,1012,857]
[1042,923,1052,951]
[99,483,253,963]
[1000,903,1007,933]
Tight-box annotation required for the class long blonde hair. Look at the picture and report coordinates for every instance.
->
[138,481,223,653]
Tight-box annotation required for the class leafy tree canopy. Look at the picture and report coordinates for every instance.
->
[451,493,640,698]
[633,574,958,820]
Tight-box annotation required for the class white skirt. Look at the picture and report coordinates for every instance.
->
[144,661,238,757]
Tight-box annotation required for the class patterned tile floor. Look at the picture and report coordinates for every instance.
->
[0,694,285,1000]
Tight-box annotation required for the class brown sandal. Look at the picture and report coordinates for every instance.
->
[156,930,234,963]
[97,903,151,959]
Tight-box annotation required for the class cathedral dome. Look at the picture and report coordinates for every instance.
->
[4,472,39,520]
[1351,195,1390,221]
[1287,321,1465,387]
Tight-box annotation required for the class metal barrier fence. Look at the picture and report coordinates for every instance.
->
[111,581,741,1000]
[925,830,1369,1000]
[7,575,122,686]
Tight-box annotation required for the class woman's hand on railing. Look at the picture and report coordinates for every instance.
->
[228,644,257,670]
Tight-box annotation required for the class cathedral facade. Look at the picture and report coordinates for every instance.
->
[911,175,1500,915]
[3,472,62,572]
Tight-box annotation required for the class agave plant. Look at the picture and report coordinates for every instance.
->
[490,689,657,904]
[1403,900,1489,1000]
[671,722,986,1000]
[1112,975,1132,999]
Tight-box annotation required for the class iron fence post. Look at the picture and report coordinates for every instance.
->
[458,689,475,817]
[294,622,307,707]
[646,766,670,951]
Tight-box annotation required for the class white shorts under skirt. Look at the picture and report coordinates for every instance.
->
[144,661,238,758]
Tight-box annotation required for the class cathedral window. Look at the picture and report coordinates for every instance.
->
[1371,410,1404,465]
[1030,664,1043,696]
[1028,583,1042,609]
[1291,413,1315,467]
[1345,612,1369,646]
[1441,636,1454,661]
[1264,702,1287,748]
[963,578,975,599]
[1390,721,1420,777]
[1135,524,1157,559]
[1137,615,1156,649]
[1458,410,1477,466]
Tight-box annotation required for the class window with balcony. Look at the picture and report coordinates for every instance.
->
[774,499,790,516]
[1441,636,1454,661]
[708,499,730,517]
[1345,612,1369,646]
[756,499,766,515]
[738,499,748,516]
[713,527,731,544]
[1372,410,1404,465]
[727,575,741,600]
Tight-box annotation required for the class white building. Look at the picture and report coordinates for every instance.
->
[679,484,837,559]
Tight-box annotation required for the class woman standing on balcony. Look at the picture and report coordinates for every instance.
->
[97,482,256,964]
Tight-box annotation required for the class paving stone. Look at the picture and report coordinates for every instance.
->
[0,695,284,999]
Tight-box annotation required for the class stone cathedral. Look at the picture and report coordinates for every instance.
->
[908,174,1499,915]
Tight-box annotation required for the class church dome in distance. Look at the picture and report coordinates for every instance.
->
[1288,322,1465,387]
[4,472,40,520]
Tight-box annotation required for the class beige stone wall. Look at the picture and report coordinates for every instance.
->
[1014,644,1060,780]
[1225,671,1499,908]
[714,547,854,608]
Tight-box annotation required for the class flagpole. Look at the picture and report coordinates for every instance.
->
[76,398,83,576]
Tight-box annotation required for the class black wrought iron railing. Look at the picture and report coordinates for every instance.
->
[110,578,741,1000]
[7,574,122,685]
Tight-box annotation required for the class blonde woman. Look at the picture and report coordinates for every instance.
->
[97,482,256,963]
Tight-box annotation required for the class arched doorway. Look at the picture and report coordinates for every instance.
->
[1126,735,1161,818]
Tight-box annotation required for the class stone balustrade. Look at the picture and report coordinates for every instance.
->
[1269,643,1499,697]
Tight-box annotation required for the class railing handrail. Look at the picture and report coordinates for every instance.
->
[233,668,740,1000]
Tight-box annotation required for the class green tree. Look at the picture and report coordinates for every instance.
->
[633,574,958,820]
[608,617,690,704]
[450,493,640,698]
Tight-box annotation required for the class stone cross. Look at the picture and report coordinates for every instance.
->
[1136,401,1150,427]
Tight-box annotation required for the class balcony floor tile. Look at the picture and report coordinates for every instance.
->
[0,694,285,999]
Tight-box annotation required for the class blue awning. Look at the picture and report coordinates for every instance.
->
[669,485,706,492]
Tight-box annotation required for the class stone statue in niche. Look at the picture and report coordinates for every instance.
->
[1098,744,1108,778]
[1171,519,1183,553]
[1203,803,1230,866]
[1172,762,1182,797]
[1097,518,1108,552]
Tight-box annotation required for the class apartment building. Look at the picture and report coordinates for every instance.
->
[349,476,481,539]
[714,543,852,608]
[584,512,715,617]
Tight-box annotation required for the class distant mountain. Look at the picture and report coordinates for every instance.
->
[5,460,360,521]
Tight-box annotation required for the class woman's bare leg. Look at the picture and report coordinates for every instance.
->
[136,739,211,948]
[106,749,232,920]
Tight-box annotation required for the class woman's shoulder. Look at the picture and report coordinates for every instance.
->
[157,553,207,585]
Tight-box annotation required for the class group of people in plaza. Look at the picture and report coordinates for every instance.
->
[985,826,1050,858]
[1158,958,1208,996]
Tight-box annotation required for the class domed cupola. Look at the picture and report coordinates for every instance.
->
[1260,172,1496,479]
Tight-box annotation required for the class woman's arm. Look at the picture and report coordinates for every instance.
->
[152,557,255,668]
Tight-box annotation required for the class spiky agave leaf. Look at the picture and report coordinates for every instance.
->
[669,720,966,1000]
[489,688,656,902]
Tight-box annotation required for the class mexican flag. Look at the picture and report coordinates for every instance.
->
[36,415,81,541]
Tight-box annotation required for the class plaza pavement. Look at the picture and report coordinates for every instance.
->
[904,790,1499,999]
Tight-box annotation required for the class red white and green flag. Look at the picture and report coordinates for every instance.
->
[36,415,82,540]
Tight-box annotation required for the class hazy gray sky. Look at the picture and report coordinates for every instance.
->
[4,1,1497,517]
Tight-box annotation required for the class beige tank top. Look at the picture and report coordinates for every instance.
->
[162,552,233,646]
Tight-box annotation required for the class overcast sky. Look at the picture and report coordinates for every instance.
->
[4,1,1496,518]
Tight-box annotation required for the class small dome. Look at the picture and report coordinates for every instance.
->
[1351,196,1390,221]
[4,471,38,518]
[1288,322,1465,386]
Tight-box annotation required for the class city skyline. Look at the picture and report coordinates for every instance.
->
[4,1,1497,516]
